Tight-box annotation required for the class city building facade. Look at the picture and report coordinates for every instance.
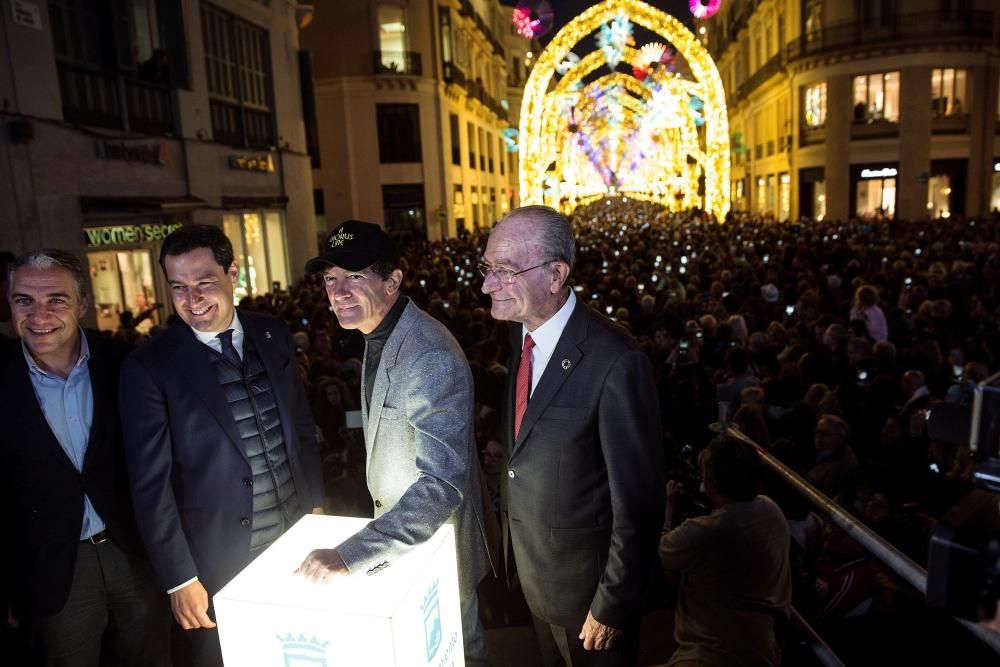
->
[705,0,999,222]
[0,0,316,331]
[302,0,533,241]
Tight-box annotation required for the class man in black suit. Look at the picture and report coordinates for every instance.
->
[1,249,168,666]
[119,225,324,667]
[480,206,665,666]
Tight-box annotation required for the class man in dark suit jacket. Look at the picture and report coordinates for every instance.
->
[481,206,665,666]
[1,249,168,666]
[119,225,324,667]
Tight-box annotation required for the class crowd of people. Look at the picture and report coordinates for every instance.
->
[232,199,997,662]
[5,199,1000,665]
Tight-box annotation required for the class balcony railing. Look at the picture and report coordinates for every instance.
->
[210,98,273,149]
[851,118,899,140]
[800,126,825,147]
[931,113,969,135]
[737,52,785,99]
[373,50,422,76]
[787,10,994,61]
[443,62,467,87]
[57,62,174,134]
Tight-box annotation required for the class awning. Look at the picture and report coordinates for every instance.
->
[80,195,207,214]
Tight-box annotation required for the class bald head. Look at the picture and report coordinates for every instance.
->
[496,205,576,270]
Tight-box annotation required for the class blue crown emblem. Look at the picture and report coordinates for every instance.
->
[277,633,330,667]
[421,579,442,662]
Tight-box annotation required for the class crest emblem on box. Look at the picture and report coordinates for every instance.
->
[277,632,330,667]
[421,579,442,662]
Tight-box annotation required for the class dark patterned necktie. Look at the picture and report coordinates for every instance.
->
[217,329,242,367]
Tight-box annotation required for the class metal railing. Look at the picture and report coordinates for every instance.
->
[373,50,423,76]
[57,62,174,134]
[726,427,1000,657]
[786,10,994,61]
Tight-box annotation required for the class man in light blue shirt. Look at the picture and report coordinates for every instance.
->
[1,249,168,667]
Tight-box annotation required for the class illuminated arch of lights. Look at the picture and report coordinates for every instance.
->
[518,0,730,219]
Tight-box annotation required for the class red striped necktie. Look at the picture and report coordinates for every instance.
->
[514,334,535,439]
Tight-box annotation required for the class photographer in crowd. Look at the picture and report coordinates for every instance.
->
[659,434,791,667]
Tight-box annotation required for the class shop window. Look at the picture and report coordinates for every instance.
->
[856,175,896,220]
[853,72,899,123]
[766,175,776,215]
[470,186,480,227]
[376,103,421,163]
[87,248,159,333]
[803,82,827,128]
[927,175,952,219]
[814,181,826,221]
[756,177,767,214]
[779,173,791,221]
[931,68,967,117]
[453,184,465,221]
[991,165,1000,211]
[382,184,425,235]
[201,3,273,148]
[224,211,289,299]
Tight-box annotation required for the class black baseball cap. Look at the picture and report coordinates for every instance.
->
[304,220,400,273]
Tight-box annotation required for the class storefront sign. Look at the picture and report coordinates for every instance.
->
[11,1,42,29]
[860,167,897,179]
[84,223,183,248]
[95,141,170,166]
[229,153,275,173]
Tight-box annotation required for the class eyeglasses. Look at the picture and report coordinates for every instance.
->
[477,260,555,285]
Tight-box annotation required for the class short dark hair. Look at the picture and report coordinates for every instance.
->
[705,434,763,502]
[159,224,234,272]
[9,249,88,301]
[369,259,399,281]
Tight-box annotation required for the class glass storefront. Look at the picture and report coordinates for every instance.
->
[991,162,1000,212]
[778,173,791,221]
[223,210,290,301]
[854,166,897,220]
[814,181,826,221]
[88,249,159,332]
[926,175,952,219]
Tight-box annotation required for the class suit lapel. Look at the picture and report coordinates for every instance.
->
[365,302,414,459]
[511,300,589,456]
[81,334,108,473]
[167,322,249,463]
[3,344,79,476]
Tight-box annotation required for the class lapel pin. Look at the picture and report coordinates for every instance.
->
[561,358,572,370]
[265,331,272,340]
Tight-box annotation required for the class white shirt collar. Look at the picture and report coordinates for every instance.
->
[522,290,576,390]
[191,312,245,355]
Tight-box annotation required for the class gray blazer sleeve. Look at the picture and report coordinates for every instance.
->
[334,345,473,574]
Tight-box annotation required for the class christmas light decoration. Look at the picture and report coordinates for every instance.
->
[512,1,555,38]
[689,0,722,20]
[519,0,730,219]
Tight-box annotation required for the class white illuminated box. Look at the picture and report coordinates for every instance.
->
[214,514,464,666]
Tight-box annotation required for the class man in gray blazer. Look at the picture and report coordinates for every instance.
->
[296,220,492,666]
[481,206,665,666]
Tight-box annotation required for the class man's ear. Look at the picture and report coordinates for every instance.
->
[549,261,570,294]
[386,269,404,294]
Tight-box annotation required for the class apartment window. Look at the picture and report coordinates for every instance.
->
[853,72,899,123]
[478,128,486,171]
[470,186,480,227]
[468,122,477,169]
[931,68,967,117]
[805,0,822,42]
[376,103,421,163]
[439,6,452,65]
[50,0,184,132]
[804,82,827,128]
[487,133,494,173]
[499,137,505,175]
[450,113,461,165]
[453,184,465,221]
[378,4,407,56]
[202,3,273,148]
